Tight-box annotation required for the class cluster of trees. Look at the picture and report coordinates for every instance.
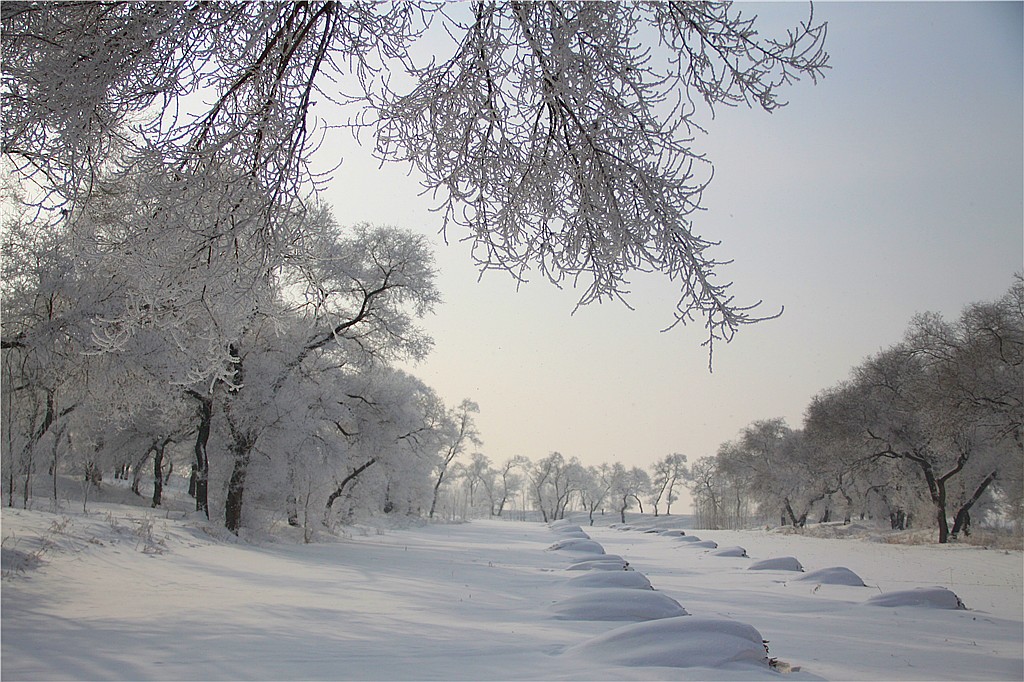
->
[1,2,827,535]
[687,279,1023,543]
[431,451,689,526]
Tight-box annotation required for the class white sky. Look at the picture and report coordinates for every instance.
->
[322,3,1024,479]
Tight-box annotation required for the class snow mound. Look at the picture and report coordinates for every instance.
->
[553,529,591,539]
[566,558,631,571]
[547,538,605,554]
[551,524,586,535]
[567,552,624,564]
[1,546,45,574]
[567,571,654,590]
[680,540,718,549]
[866,587,966,609]
[796,566,866,586]
[549,519,578,529]
[550,588,687,621]
[564,616,768,669]
[677,535,703,542]
[711,546,748,558]
[748,556,803,571]
[658,529,687,537]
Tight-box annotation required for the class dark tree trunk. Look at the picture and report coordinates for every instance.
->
[325,459,377,513]
[224,427,255,534]
[921,467,950,543]
[192,396,212,518]
[429,465,451,520]
[224,451,249,534]
[152,441,166,508]
[951,470,998,539]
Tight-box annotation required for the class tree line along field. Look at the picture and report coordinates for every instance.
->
[5,274,1021,547]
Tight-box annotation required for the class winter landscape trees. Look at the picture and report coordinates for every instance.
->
[686,278,1024,543]
[2,1,830,533]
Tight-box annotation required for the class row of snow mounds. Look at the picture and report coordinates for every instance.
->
[546,520,773,673]
[611,521,970,611]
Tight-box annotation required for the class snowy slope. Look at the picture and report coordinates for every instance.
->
[2,505,1021,681]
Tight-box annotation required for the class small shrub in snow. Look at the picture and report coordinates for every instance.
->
[711,546,748,557]
[566,559,631,571]
[564,616,768,669]
[552,529,591,540]
[680,540,718,549]
[865,587,966,609]
[567,571,654,590]
[796,566,865,586]
[550,587,687,621]
[748,556,803,571]
[547,538,605,554]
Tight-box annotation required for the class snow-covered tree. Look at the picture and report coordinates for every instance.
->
[608,463,650,524]
[3,1,829,356]
[529,451,586,522]
[795,278,1023,542]
[579,463,613,527]
[493,455,530,517]
[428,399,481,519]
[649,452,687,516]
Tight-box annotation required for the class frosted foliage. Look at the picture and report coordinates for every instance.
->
[371,2,827,352]
[3,1,828,355]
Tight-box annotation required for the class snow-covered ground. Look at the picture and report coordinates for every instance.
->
[2,504,1022,681]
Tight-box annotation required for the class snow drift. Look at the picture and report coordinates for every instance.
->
[563,616,769,670]
[550,587,687,621]
[711,546,748,558]
[566,570,654,590]
[565,558,631,571]
[748,556,803,571]
[547,538,605,554]
[795,566,866,586]
[680,539,718,549]
[865,587,966,609]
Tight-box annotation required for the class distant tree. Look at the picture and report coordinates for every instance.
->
[579,463,614,526]
[609,464,651,524]
[649,453,688,516]
[684,456,726,529]
[494,456,530,517]
[429,399,481,519]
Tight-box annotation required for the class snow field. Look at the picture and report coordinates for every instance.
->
[2,506,1022,681]
[583,519,1023,680]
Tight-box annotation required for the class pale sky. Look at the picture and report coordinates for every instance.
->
[323,2,1024,493]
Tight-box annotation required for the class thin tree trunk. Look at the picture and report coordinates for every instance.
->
[152,440,166,508]
[324,459,377,513]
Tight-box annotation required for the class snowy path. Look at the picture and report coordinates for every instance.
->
[2,507,1022,681]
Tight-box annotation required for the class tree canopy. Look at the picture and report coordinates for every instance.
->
[2,0,828,354]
